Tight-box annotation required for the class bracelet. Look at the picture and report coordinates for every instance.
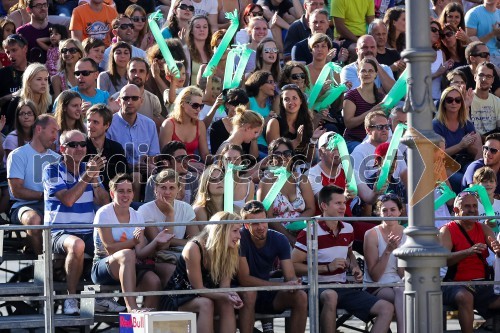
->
[310,138,318,144]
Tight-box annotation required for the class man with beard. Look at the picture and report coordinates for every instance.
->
[16,0,50,63]
[100,15,147,70]
[469,62,500,136]
[237,200,308,333]
[340,35,395,93]
[42,129,110,315]
[111,57,164,130]
[462,133,500,194]
[107,84,159,201]
[84,104,128,191]
[439,191,500,333]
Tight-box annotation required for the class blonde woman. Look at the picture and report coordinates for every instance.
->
[193,165,225,225]
[4,63,51,132]
[216,106,263,159]
[159,85,209,162]
[160,211,243,333]
[51,38,84,98]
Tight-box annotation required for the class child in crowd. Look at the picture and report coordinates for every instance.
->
[36,24,68,76]
[163,61,187,112]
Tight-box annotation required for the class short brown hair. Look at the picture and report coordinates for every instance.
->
[240,200,265,219]
[109,173,133,192]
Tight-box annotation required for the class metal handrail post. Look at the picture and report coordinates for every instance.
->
[307,218,319,332]
[43,228,54,332]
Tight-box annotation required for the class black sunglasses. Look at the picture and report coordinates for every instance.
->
[178,3,195,12]
[61,47,79,54]
[444,96,462,104]
[430,27,441,33]
[273,149,293,158]
[131,16,147,23]
[120,95,140,101]
[291,73,306,80]
[483,146,499,154]
[441,31,455,38]
[117,23,135,30]
[249,11,264,17]
[226,100,242,107]
[188,102,204,110]
[369,124,391,131]
[75,70,96,77]
[64,141,87,148]
[378,193,400,202]
[472,52,490,58]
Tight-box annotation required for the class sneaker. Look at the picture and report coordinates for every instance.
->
[95,298,126,313]
[64,298,79,315]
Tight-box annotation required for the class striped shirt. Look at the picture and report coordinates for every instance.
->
[43,161,96,234]
[295,221,354,283]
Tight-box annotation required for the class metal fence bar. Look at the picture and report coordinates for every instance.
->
[43,229,54,332]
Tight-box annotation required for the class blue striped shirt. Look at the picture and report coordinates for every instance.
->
[43,160,96,234]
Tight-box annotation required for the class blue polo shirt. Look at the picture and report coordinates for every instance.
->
[106,111,160,166]
[43,160,96,234]
[71,86,110,105]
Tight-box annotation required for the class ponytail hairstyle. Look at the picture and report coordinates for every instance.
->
[231,106,264,130]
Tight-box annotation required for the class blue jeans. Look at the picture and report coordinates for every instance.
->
[54,0,78,17]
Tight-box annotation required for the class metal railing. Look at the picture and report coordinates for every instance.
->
[0,214,498,332]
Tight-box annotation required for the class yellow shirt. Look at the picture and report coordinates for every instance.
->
[330,0,375,39]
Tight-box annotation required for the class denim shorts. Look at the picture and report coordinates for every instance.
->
[91,257,120,286]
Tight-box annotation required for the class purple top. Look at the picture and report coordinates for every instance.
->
[16,23,51,64]
[343,89,379,142]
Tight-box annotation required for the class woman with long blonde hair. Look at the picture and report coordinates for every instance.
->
[4,63,51,132]
[51,38,84,98]
[159,85,209,162]
[433,86,482,192]
[193,164,225,225]
[161,211,243,333]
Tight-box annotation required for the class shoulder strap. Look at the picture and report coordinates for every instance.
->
[192,239,204,263]
[454,221,487,264]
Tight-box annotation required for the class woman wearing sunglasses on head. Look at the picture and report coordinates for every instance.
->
[251,37,281,84]
[257,138,315,246]
[51,38,84,100]
[159,86,209,166]
[124,4,154,51]
[193,165,226,229]
[433,86,482,193]
[161,0,194,40]
[363,193,406,333]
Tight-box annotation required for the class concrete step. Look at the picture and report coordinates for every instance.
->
[0,282,42,296]
[0,314,93,329]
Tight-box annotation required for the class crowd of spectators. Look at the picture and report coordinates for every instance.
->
[0,0,498,331]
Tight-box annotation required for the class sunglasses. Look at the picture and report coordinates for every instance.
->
[264,47,279,54]
[430,27,441,33]
[444,96,462,104]
[117,23,135,30]
[273,149,293,158]
[178,3,195,12]
[441,31,455,38]
[249,11,264,17]
[120,95,140,101]
[291,73,306,80]
[74,70,96,77]
[188,102,204,110]
[30,2,48,9]
[378,193,400,202]
[64,141,87,148]
[472,52,490,58]
[369,124,391,131]
[483,146,499,154]
[209,174,224,182]
[61,47,79,54]
[131,16,147,23]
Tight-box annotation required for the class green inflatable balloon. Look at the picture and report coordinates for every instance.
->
[380,68,408,114]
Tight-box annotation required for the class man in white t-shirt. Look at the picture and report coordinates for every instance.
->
[470,62,500,136]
